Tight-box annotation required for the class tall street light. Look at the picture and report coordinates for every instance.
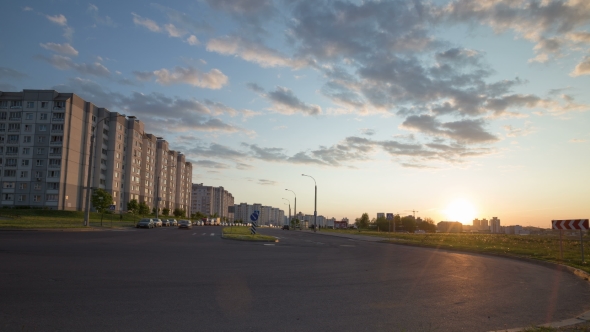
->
[301,174,317,232]
[285,189,296,228]
[282,198,291,227]
[84,113,125,226]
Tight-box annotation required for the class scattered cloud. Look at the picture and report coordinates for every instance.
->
[236,163,253,170]
[40,42,79,56]
[132,13,161,32]
[207,36,307,68]
[258,179,277,186]
[401,115,498,144]
[37,55,110,77]
[134,66,228,89]
[23,6,33,11]
[570,56,590,77]
[265,86,321,116]
[0,67,28,79]
[569,138,587,143]
[193,160,230,169]
[503,122,535,138]
[45,14,73,40]
[361,128,376,136]
[187,35,199,46]
[88,4,115,27]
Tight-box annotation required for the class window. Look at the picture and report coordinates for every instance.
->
[0,102,7,109]
[6,158,17,166]
[24,124,32,131]
[25,113,33,120]
[47,170,60,178]
[26,102,34,108]
[36,160,44,166]
[99,179,106,185]
[33,195,41,202]
[101,148,107,155]
[36,148,45,155]
[49,147,61,155]
[0,136,4,143]
[23,136,31,143]
[39,113,48,120]
[22,148,30,155]
[39,124,47,131]
[54,101,65,109]
[50,136,63,143]
[51,124,63,131]
[48,183,59,190]
[8,135,19,143]
[9,112,21,119]
[34,171,42,178]
[41,102,48,109]
[49,159,61,167]
[34,184,41,191]
[37,136,45,143]
[3,194,14,201]
[3,182,15,189]
[92,115,97,122]
[52,113,65,120]
[11,101,22,108]
[18,195,27,202]
[19,183,27,190]
[4,170,16,177]
[21,160,29,166]
[6,147,18,155]
[19,171,28,178]
[115,172,119,178]
[0,123,5,131]
[46,194,58,201]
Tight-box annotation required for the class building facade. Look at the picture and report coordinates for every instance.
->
[190,183,234,220]
[0,90,192,216]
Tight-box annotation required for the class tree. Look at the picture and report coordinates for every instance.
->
[417,217,436,233]
[191,211,206,220]
[401,215,417,233]
[91,188,113,213]
[162,208,170,216]
[209,212,219,219]
[355,213,370,229]
[173,208,186,218]
[138,202,150,216]
[127,199,139,215]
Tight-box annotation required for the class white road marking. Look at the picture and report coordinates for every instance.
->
[264,244,275,246]
[202,233,206,236]
[340,245,355,247]
[210,233,215,236]
[192,233,196,235]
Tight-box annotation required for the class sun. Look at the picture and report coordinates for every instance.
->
[444,199,477,224]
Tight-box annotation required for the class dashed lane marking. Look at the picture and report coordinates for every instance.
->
[340,245,356,247]
[210,233,215,236]
[202,233,206,236]
[264,244,275,246]
[192,233,196,235]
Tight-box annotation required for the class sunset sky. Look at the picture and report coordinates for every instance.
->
[1,0,589,227]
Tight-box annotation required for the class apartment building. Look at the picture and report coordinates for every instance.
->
[0,90,192,216]
[191,183,234,220]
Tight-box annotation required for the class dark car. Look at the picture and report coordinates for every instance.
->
[178,220,192,229]
[282,225,290,230]
[136,218,154,229]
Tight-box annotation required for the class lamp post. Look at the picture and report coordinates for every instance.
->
[84,114,125,226]
[282,198,291,227]
[301,174,317,232]
[285,189,296,229]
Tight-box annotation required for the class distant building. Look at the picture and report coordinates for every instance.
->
[490,217,501,233]
[437,221,463,233]
[191,183,234,221]
[335,219,348,229]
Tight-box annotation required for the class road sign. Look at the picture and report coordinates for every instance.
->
[552,219,589,230]
[109,204,116,211]
[250,210,259,234]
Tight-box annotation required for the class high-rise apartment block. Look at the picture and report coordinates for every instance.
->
[233,202,284,225]
[0,90,192,215]
[191,183,234,220]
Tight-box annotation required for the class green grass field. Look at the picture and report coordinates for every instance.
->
[222,225,277,242]
[323,229,590,274]
[0,209,155,229]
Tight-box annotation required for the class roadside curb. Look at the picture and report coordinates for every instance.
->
[220,234,279,243]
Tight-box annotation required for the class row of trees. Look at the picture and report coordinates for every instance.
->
[90,188,186,218]
[355,213,436,233]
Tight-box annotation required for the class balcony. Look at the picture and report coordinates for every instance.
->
[50,141,63,145]
[53,106,65,110]
[48,164,61,169]
[8,117,22,121]
[49,152,62,156]
[51,118,64,122]
[6,140,19,145]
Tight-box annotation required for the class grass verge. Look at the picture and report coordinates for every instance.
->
[321,229,590,275]
[222,226,277,242]
[0,209,153,229]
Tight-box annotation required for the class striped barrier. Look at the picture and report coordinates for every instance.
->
[250,210,260,235]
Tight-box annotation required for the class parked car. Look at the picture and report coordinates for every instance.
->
[178,220,192,229]
[136,218,154,229]
[167,219,178,226]
[152,219,163,227]
[282,225,290,230]
[161,220,171,227]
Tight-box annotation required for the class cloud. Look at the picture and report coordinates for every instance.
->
[164,23,185,38]
[569,138,587,143]
[0,67,27,79]
[265,86,321,116]
[401,115,498,144]
[207,36,307,68]
[361,128,376,136]
[570,56,590,77]
[258,179,277,186]
[236,163,253,170]
[503,122,535,137]
[40,42,79,56]
[187,35,199,45]
[193,160,230,169]
[204,0,276,34]
[88,4,115,27]
[151,4,211,35]
[45,14,73,40]
[23,6,33,11]
[0,83,17,91]
[134,66,228,89]
[204,99,261,119]
[37,55,110,77]
[132,13,161,32]
[246,82,265,93]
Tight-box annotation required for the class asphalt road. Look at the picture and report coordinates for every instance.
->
[1,226,589,332]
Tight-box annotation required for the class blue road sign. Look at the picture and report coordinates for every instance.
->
[250,210,260,222]
[109,204,116,211]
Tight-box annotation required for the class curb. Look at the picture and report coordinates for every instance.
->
[220,234,279,243]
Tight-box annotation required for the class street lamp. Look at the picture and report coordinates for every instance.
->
[285,189,296,228]
[282,198,291,227]
[301,174,317,232]
[84,113,125,226]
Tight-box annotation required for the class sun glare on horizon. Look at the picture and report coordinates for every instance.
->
[445,199,477,224]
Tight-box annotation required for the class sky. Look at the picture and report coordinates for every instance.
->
[0,0,589,227]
